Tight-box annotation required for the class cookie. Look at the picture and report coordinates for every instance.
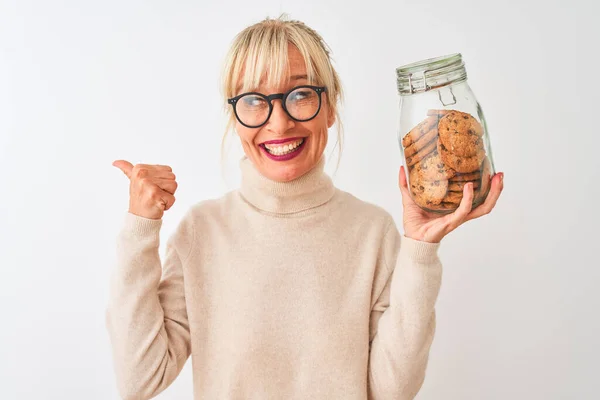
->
[401,116,438,148]
[437,202,460,211]
[443,191,464,204]
[409,167,448,207]
[405,127,438,158]
[438,140,485,173]
[449,171,482,182]
[474,156,493,204]
[448,180,480,192]
[439,110,484,137]
[438,114,484,157]
[414,149,456,180]
[406,139,437,167]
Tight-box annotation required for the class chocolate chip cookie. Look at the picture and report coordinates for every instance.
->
[448,180,480,192]
[414,149,456,180]
[401,116,438,148]
[438,110,484,137]
[406,139,437,167]
[409,167,448,207]
[438,113,484,158]
[437,202,460,211]
[442,191,464,204]
[449,170,482,182]
[404,127,438,158]
[438,140,485,173]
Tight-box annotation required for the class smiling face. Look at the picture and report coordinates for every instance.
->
[234,44,335,182]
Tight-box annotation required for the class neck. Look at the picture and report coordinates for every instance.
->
[238,155,335,215]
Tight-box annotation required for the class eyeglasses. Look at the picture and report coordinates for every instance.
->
[227,85,327,128]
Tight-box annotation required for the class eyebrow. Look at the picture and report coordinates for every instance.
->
[290,74,308,81]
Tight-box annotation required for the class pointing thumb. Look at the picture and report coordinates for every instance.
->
[113,160,134,179]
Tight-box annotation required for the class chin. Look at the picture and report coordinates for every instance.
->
[264,162,307,182]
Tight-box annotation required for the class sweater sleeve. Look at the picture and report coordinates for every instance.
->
[367,221,443,400]
[105,211,194,400]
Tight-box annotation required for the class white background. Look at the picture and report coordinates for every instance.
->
[1,0,598,399]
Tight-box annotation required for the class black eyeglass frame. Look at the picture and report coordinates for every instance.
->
[227,85,327,128]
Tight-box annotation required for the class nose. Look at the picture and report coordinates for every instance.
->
[265,99,294,133]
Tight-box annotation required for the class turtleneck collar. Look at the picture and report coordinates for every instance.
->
[238,155,336,215]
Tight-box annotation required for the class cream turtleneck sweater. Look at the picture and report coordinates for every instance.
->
[106,156,443,400]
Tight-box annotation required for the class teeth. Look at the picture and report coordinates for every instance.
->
[264,139,304,156]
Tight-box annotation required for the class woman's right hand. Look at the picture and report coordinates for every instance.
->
[112,160,178,220]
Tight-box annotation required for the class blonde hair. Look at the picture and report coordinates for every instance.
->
[220,15,344,171]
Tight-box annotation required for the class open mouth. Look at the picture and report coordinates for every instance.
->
[259,137,306,159]
[260,138,305,156]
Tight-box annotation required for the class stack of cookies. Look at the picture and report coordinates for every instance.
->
[402,109,492,213]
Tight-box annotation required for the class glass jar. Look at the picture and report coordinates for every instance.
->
[396,53,496,214]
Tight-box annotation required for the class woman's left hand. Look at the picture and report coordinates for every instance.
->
[398,165,504,243]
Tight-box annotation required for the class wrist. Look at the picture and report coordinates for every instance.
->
[404,230,441,244]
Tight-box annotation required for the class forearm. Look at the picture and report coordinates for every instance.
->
[105,214,189,400]
[368,236,442,400]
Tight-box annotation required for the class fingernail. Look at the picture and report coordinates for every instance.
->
[499,173,504,183]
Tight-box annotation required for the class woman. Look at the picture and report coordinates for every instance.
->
[107,16,503,400]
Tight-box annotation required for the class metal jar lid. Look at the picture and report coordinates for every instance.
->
[396,53,468,95]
